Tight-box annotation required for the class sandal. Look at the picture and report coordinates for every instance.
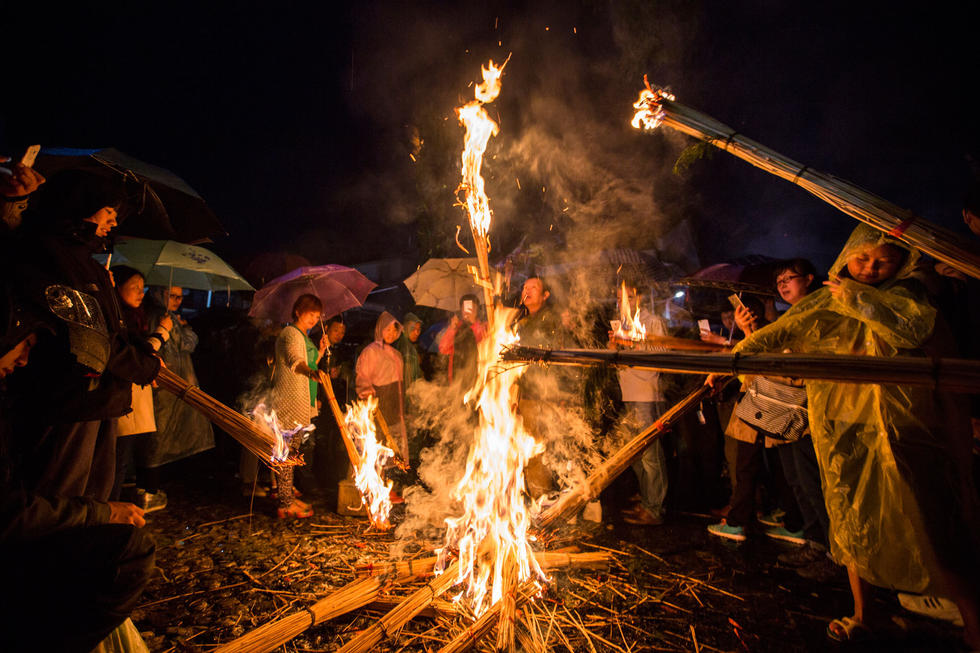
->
[826,617,872,642]
[277,499,314,519]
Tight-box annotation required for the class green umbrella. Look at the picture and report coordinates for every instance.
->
[108,238,254,292]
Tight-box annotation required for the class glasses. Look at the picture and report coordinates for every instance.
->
[776,274,803,287]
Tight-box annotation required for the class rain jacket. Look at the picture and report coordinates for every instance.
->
[735,224,978,594]
[356,312,407,457]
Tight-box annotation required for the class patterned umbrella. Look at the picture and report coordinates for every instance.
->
[248,265,377,323]
[109,238,253,291]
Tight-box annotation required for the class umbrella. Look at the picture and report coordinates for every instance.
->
[109,238,253,292]
[34,147,226,244]
[248,265,377,323]
[402,257,481,312]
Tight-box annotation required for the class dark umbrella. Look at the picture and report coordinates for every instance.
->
[248,265,377,323]
[34,147,226,244]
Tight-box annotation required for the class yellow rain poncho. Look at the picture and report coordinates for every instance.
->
[735,225,978,594]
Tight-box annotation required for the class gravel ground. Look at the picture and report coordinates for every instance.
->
[131,449,965,652]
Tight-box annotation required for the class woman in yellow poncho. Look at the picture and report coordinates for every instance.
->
[734,225,980,645]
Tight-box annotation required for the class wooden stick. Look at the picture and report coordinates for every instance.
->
[318,377,362,469]
[373,407,409,470]
[502,346,980,394]
[633,82,980,280]
[537,384,718,528]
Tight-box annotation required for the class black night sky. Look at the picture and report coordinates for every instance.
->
[3,1,978,277]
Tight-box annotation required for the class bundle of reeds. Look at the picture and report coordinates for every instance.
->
[537,384,716,528]
[336,561,461,653]
[632,79,980,280]
[212,575,382,653]
[439,578,541,653]
[503,346,980,393]
[612,334,726,352]
[155,367,300,466]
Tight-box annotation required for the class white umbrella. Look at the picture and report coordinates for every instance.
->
[109,238,253,292]
[402,257,482,312]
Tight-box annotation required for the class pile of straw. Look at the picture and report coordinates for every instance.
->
[632,79,980,280]
[155,367,300,467]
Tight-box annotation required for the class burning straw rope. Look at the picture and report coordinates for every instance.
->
[503,346,980,394]
[155,367,300,466]
[213,575,382,653]
[632,79,980,280]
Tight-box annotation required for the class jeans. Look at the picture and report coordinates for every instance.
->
[627,401,668,519]
[776,435,830,546]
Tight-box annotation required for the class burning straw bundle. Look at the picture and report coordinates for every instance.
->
[213,575,382,653]
[537,384,715,528]
[439,578,541,653]
[155,367,300,466]
[632,80,980,280]
[503,346,980,394]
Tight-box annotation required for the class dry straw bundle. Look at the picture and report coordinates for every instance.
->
[632,79,980,280]
[155,367,300,467]
[213,575,382,653]
[439,578,541,653]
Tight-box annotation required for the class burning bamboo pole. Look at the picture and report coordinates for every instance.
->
[318,377,362,469]
[438,578,541,653]
[336,561,462,653]
[355,550,611,580]
[212,575,383,653]
[631,80,980,280]
[155,367,301,467]
[613,334,725,352]
[502,346,980,394]
[373,407,409,470]
[537,384,717,528]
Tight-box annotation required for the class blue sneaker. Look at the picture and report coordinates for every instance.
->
[764,525,805,544]
[707,520,746,542]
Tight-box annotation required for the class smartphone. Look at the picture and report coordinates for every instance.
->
[698,319,711,334]
[728,293,746,311]
[20,144,41,167]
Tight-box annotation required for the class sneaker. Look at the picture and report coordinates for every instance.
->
[757,509,785,528]
[707,520,746,542]
[777,542,825,567]
[136,488,167,513]
[897,593,964,627]
[764,525,805,544]
[796,555,843,582]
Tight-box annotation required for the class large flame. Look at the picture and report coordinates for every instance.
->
[613,281,647,342]
[456,58,508,239]
[437,57,544,618]
[345,396,395,529]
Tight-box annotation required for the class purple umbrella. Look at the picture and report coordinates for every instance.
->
[248,265,377,323]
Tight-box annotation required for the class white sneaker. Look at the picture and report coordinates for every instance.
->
[897,592,964,627]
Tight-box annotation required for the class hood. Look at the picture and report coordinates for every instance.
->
[827,224,921,289]
[402,312,422,328]
[374,311,402,343]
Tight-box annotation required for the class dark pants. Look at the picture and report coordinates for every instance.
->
[727,436,802,531]
[776,435,830,546]
[0,524,155,653]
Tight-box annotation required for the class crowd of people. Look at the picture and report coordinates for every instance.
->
[2,158,980,650]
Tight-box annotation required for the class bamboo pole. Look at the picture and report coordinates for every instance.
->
[438,579,541,653]
[612,334,725,352]
[336,562,461,653]
[373,407,409,470]
[502,346,980,394]
[155,367,300,467]
[318,377,362,469]
[632,81,980,280]
[537,384,717,528]
[213,575,383,653]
